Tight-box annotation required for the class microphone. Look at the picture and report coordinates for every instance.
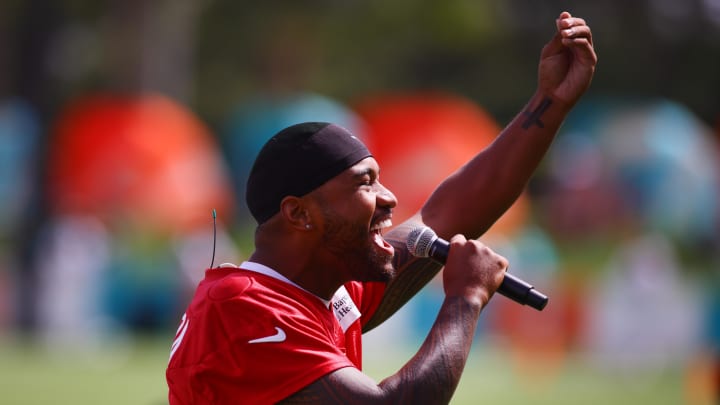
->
[407,226,548,311]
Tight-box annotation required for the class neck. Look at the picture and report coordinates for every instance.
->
[248,249,344,301]
[241,260,332,308]
[252,219,349,300]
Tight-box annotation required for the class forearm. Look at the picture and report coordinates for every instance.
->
[489,90,572,189]
[280,296,483,404]
[377,295,482,404]
[422,90,572,239]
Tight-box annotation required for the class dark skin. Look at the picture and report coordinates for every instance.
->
[251,11,597,405]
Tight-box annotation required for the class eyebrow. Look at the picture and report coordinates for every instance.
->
[350,167,377,179]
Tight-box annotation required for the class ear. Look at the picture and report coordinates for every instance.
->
[279,196,313,231]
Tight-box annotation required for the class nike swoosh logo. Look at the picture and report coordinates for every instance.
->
[248,327,286,344]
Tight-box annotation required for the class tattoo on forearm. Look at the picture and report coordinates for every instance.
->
[521,97,553,129]
[392,296,479,403]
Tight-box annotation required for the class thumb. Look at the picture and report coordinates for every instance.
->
[542,11,573,57]
[540,32,565,59]
[557,11,572,25]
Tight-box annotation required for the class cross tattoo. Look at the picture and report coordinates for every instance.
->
[521,97,553,129]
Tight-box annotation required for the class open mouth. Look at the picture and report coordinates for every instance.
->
[370,218,394,256]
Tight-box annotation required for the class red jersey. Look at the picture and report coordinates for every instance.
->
[166,262,386,404]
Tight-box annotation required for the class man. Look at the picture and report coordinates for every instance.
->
[167,11,596,404]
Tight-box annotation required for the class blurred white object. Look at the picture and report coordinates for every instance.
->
[36,215,114,349]
[583,233,704,373]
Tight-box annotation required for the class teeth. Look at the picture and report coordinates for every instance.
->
[370,218,392,232]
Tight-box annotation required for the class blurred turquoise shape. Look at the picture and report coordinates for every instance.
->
[0,99,40,233]
[547,97,719,241]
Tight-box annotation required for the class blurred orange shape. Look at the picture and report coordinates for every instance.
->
[355,92,528,236]
[47,93,234,232]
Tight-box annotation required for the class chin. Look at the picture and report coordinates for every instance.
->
[378,266,395,282]
[367,255,395,283]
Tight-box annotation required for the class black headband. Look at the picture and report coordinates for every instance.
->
[246,122,372,224]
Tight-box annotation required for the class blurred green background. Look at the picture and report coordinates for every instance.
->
[0,0,718,404]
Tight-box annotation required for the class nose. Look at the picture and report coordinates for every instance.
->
[377,182,398,209]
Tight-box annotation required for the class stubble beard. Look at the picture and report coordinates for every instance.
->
[320,207,395,283]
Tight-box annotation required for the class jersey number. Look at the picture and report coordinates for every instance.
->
[169,313,189,362]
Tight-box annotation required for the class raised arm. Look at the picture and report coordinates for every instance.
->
[364,11,597,331]
[423,11,596,240]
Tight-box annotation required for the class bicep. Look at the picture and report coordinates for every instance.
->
[278,367,388,405]
[420,169,505,241]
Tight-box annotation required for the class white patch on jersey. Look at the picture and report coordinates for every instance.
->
[331,286,361,332]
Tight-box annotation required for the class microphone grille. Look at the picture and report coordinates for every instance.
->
[406,226,437,258]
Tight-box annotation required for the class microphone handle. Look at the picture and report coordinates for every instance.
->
[429,237,548,311]
[498,273,548,311]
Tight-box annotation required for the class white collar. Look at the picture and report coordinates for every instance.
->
[224,261,332,308]
[220,261,362,332]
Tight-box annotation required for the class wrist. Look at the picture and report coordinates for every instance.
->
[444,290,487,312]
[517,91,572,132]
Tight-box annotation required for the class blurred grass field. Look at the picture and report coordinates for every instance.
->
[0,335,169,405]
[0,334,709,405]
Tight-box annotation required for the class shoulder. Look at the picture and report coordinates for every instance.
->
[207,273,253,301]
[201,268,325,320]
[201,266,287,302]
